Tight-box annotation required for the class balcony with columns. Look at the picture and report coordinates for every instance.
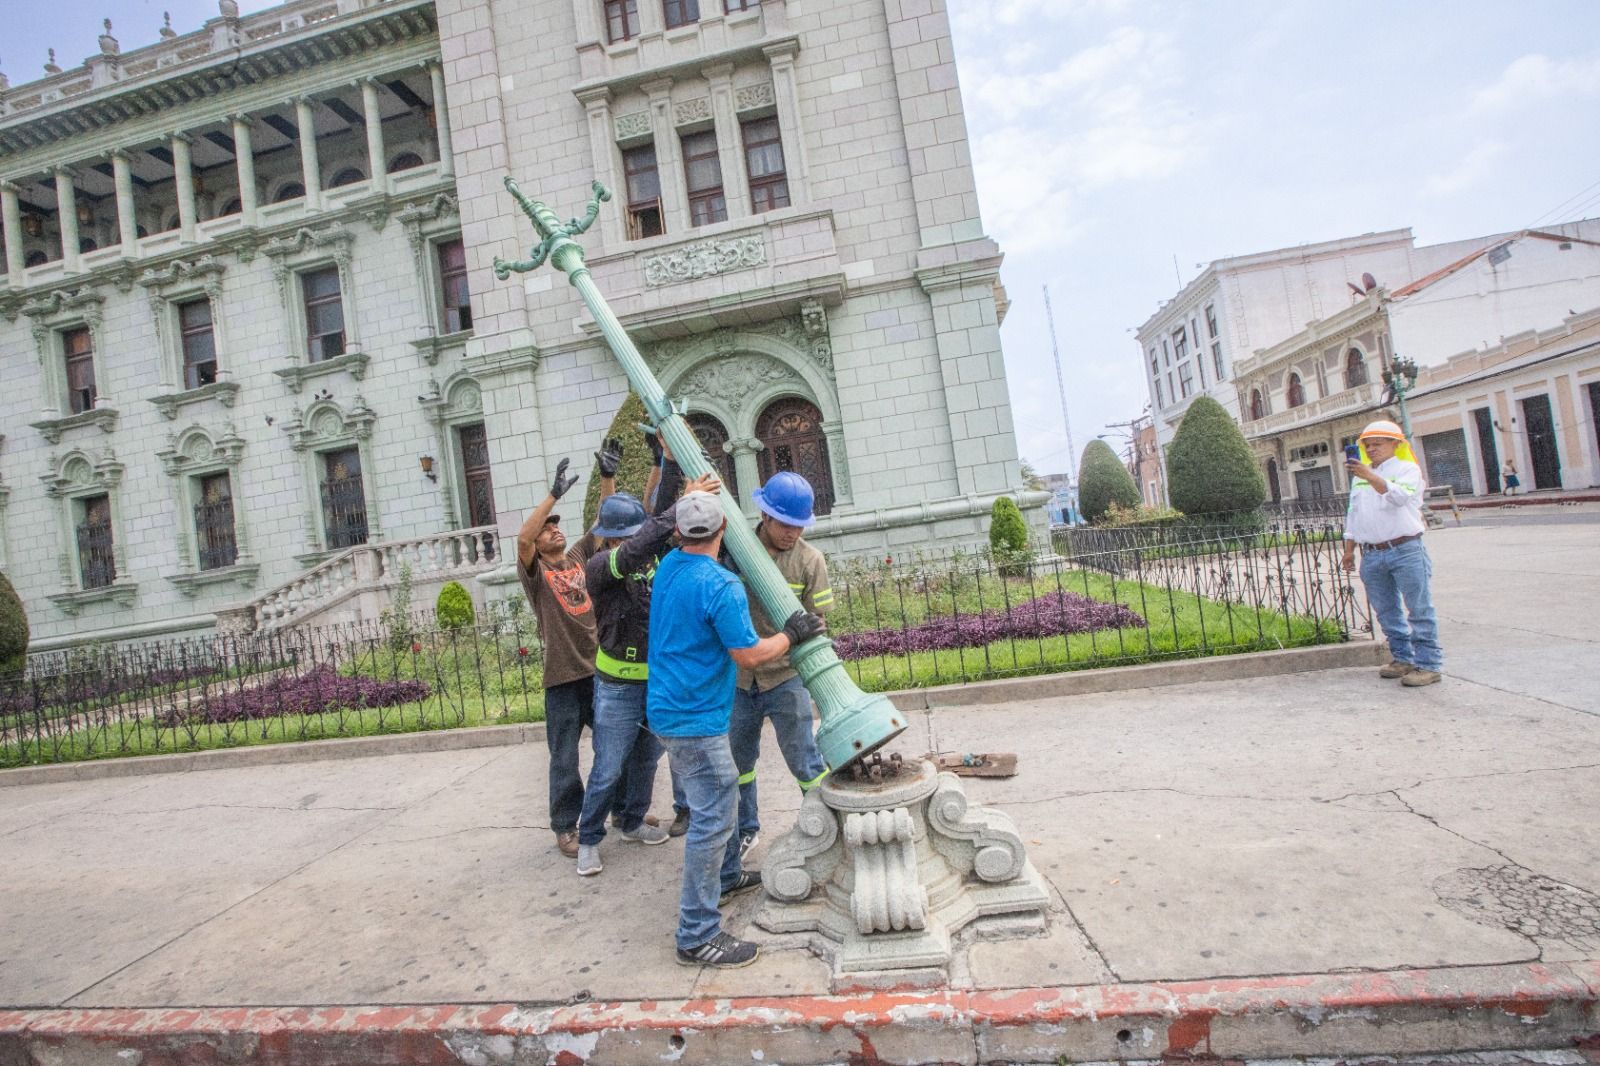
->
[0,0,454,294]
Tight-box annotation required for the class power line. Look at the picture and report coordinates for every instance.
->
[1525,173,1600,230]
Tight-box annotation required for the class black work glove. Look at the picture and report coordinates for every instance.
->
[549,458,578,500]
[782,610,826,648]
[595,436,624,479]
[644,428,663,465]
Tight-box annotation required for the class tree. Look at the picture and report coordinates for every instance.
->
[1166,395,1266,517]
[1018,458,1046,492]
[988,496,1029,575]
[1077,439,1140,524]
[0,570,29,679]
[581,392,658,529]
[435,580,476,630]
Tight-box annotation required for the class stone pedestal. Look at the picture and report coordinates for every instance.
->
[755,757,1050,983]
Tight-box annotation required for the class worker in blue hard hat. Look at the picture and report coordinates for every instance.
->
[727,469,835,859]
[573,450,723,877]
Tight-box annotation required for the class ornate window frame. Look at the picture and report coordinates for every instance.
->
[39,448,137,614]
[279,396,381,564]
[263,224,369,393]
[139,255,242,419]
[156,423,259,595]
[23,288,120,443]
[398,193,472,366]
[418,374,489,529]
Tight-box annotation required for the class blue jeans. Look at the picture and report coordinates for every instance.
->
[576,679,663,846]
[1360,538,1442,671]
[729,675,828,837]
[659,733,743,951]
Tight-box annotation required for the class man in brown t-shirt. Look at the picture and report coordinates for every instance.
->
[517,440,620,857]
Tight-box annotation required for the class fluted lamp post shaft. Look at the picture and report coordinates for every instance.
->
[495,177,906,771]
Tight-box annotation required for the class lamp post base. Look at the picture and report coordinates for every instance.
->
[755,756,1050,987]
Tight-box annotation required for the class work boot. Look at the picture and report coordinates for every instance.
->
[1378,660,1415,679]
[576,844,603,876]
[676,931,759,969]
[620,821,669,845]
[555,830,579,858]
[719,870,763,904]
[1401,669,1442,687]
[668,808,690,837]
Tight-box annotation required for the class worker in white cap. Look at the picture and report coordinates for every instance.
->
[1340,419,1442,686]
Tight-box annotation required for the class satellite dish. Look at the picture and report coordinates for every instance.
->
[1347,282,1366,298]
[1362,272,1378,291]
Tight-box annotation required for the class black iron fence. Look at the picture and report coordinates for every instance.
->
[3,527,1369,770]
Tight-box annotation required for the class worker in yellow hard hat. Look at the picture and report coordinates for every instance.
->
[1340,419,1442,686]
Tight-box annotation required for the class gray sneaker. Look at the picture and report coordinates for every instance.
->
[619,821,669,845]
[739,831,759,859]
[576,843,603,876]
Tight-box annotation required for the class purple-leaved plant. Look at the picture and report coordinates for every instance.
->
[834,590,1144,660]
[159,665,431,726]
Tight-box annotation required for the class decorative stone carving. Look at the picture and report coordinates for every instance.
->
[734,82,775,112]
[155,423,246,475]
[642,235,765,287]
[756,758,1050,985]
[273,351,370,393]
[280,396,377,451]
[613,110,652,140]
[801,298,828,339]
[150,380,241,419]
[676,353,802,415]
[30,407,119,444]
[262,223,354,310]
[137,254,226,292]
[673,97,711,126]
[397,191,460,277]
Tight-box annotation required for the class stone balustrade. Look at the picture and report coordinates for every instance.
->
[1245,381,1381,438]
[247,525,498,631]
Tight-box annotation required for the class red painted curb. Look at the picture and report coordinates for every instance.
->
[2,962,1597,1065]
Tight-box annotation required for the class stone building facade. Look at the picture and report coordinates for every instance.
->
[0,0,1032,648]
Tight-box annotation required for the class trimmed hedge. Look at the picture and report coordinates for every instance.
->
[1078,439,1141,524]
[1167,395,1266,517]
[582,392,658,530]
[0,570,28,679]
[988,495,1028,573]
[435,581,475,630]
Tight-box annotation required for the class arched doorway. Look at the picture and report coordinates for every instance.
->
[686,411,739,501]
[755,396,834,516]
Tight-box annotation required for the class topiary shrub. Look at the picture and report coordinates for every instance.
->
[582,392,659,529]
[1166,395,1266,518]
[435,580,475,630]
[0,570,28,679]
[988,496,1029,575]
[1077,439,1141,524]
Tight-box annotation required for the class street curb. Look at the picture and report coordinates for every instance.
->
[1,961,1594,1065]
[0,641,1384,788]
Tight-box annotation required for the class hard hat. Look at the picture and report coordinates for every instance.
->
[751,470,816,528]
[591,492,646,538]
[1358,419,1407,442]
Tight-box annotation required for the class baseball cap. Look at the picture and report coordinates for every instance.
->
[676,491,725,538]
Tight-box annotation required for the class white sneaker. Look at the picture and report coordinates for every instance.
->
[620,821,670,845]
[576,844,603,876]
[739,831,759,859]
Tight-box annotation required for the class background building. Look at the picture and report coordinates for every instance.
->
[0,0,1036,649]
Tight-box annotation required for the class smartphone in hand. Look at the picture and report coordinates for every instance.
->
[1344,444,1362,463]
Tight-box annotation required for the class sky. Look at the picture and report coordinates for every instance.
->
[9,1,1600,479]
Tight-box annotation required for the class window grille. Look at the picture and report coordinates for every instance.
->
[194,472,238,571]
[76,494,116,589]
[320,448,369,549]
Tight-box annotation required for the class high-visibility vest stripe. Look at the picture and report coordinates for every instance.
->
[595,646,648,681]
[798,768,829,791]
[737,768,757,786]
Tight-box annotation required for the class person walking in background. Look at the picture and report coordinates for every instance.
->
[647,490,826,968]
[516,438,621,858]
[1340,420,1442,687]
[728,471,833,859]
[1502,458,1521,496]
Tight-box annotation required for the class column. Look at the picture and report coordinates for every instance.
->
[295,97,322,208]
[111,150,137,253]
[427,61,454,179]
[704,63,750,220]
[231,114,258,225]
[763,41,808,208]
[578,87,620,247]
[360,78,387,192]
[643,77,687,234]
[1,182,25,285]
[55,167,82,271]
[821,419,853,506]
[727,439,765,519]
[171,132,197,243]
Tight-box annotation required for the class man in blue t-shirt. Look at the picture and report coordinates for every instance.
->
[648,490,826,969]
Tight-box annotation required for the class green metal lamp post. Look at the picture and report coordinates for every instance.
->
[494,177,906,771]
[1382,354,1420,438]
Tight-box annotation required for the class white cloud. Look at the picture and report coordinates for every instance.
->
[1471,52,1600,113]
[1423,141,1508,197]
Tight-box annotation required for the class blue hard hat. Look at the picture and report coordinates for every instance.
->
[591,492,646,538]
[752,471,816,528]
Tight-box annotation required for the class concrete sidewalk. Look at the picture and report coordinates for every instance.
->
[1,522,1597,1063]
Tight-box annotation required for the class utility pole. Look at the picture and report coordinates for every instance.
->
[1042,284,1076,487]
